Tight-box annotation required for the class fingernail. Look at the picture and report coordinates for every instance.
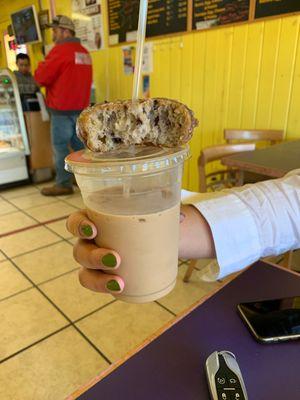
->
[180,212,186,223]
[102,253,117,268]
[106,279,121,292]
[80,224,93,237]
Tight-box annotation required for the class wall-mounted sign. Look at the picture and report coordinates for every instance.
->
[72,0,104,51]
[107,0,188,45]
[255,0,300,19]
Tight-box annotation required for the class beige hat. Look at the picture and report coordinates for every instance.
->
[47,15,75,32]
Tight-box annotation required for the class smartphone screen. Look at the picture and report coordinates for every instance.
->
[237,296,300,343]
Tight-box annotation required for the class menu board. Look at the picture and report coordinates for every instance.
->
[255,0,300,19]
[146,0,188,38]
[193,0,249,30]
[107,0,188,45]
[108,0,139,44]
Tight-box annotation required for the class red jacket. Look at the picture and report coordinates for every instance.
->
[34,38,92,112]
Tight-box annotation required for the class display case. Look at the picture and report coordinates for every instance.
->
[0,68,30,185]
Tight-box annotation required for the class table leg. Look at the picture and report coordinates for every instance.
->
[183,260,198,282]
[236,170,244,186]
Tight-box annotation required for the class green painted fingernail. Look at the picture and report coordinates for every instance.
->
[102,253,117,268]
[106,280,121,292]
[81,224,93,237]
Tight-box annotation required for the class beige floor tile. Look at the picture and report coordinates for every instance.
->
[158,264,221,315]
[1,185,39,199]
[46,218,72,239]
[0,327,108,400]
[0,199,18,216]
[194,258,214,270]
[0,226,60,258]
[34,179,55,189]
[76,301,173,362]
[25,201,78,223]
[40,270,113,321]
[0,251,6,262]
[0,288,67,359]
[9,192,58,210]
[63,193,85,209]
[0,211,36,235]
[68,237,78,245]
[0,260,32,300]
[59,186,80,199]
[13,241,78,284]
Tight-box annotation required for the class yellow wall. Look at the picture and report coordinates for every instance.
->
[1,1,300,190]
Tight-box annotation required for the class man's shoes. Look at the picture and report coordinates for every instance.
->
[41,185,74,196]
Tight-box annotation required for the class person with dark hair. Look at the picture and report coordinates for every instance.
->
[34,15,92,196]
[14,53,39,96]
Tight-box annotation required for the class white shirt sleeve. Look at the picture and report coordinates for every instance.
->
[181,170,300,280]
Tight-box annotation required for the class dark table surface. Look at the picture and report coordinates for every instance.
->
[222,140,300,178]
[72,262,300,400]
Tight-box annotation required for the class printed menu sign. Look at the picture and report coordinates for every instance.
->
[193,0,249,30]
[255,0,300,19]
[72,0,104,51]
[107,0,188,45]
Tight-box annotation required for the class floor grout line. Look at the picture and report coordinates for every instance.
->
[1,250,112,365]
[0,187,41,200]
[0,296,116,364]
[0,267,81,305]
[0,286,34,303]
[73,299,117,324]
[0,260,196,307]
[37,267,80,287]
[10,239,64,259]
[0,324,71,364]
[2,195,78,249]
[0,210,20,217]
[155,301,177,317]
[0,192,41,201]
[0,215,72,239]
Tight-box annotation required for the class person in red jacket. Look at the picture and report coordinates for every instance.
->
[35,15,92,196]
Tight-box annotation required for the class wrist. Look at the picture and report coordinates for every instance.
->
[179,205,215,259]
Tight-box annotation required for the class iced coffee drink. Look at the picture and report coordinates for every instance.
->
[66,146,188,303]
[86,186,180,303]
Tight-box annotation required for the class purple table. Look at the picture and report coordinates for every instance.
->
[70,262,300,400]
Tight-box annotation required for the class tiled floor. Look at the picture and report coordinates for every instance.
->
[0,183,226,398]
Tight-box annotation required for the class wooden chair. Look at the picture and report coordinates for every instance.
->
[183,142,256,283]
[198,143,256,192]
[224,129,285,185]
[224,129,284,145]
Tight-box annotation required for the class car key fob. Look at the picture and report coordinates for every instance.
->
[205,351,248,400]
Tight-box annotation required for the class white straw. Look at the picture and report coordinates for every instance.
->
[132,0,148,100]
[124,0,148,198]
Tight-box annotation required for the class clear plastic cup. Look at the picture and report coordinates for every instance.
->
[65,145,189,303]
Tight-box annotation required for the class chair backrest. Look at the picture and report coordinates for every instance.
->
[198,143,255,192]
[224,129,284,145]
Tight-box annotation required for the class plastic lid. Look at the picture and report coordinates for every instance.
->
[65,145,189,177]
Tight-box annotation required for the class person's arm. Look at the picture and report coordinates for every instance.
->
[185,170,300,280]
[67,170,300,293]
[179,204,215,260]
[34,47,63,87]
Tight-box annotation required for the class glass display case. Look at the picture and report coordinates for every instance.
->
[0,68,30,185]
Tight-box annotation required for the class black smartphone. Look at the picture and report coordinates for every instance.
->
[237,296,300,343]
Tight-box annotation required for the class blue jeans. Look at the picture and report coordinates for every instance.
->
[50,113,84,188]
